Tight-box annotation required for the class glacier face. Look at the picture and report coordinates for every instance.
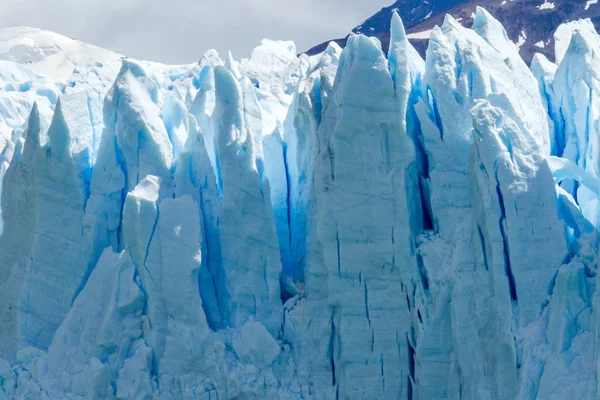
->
[0,7,599,400]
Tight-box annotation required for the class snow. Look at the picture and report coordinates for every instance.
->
[553,19,598,65]
[539,2,555,10]
[407,29,433,39]
[0,27,122,83]
[516,30,527,48]
[0,61,60,148]
[0,7,599,400]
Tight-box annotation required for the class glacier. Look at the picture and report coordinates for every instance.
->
[0,7,599,399]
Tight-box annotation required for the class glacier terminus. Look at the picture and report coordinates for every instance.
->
[0,6,599,400]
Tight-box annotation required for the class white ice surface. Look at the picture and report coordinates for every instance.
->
[0,8,599,400]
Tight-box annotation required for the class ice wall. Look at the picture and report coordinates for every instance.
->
[0,7,599,400]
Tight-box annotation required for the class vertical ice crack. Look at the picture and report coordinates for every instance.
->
[539,82,565,157]
[77,93,96,209]
[364,280,371,328]
[195,159,223,331]
[132,267,160,387]
[408,105,434,231]
[495,180,518,303]
[454,42,463,85]
[468,70,475,98]
[380,354,385,389]
[85,92,97,164]
[477,224,490,271]
[142,204,159,284]
[328,143,335,181]
[282,142,293,264]
[116,158,127,249]
[214,150,223,200]
[407,334,415,400]
[335,223,341,278]
[416,253,430,293]
[111,90,129,251]
[426,88,444,141]
[391,226,397,272]
[418,178,434,230]
[263,259,269,297]
[328,310,337,387]
[583,86,592,170]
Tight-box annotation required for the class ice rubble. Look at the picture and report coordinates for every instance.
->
[0,7,599,400]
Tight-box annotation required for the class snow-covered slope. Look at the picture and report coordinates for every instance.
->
[0,26,122,143]
[0,27,121,142]
[0,27,122,82]
[0,7,600,400]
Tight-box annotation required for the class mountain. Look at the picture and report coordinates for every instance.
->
[352,0,468,36]
[0,7,600,400]
[306,0,469,55]
[307,0,600,64]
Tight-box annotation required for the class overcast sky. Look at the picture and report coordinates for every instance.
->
[0,0,392,64]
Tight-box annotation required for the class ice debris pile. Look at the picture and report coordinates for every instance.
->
[0,7,599,399]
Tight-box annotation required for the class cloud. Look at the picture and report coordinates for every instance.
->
[0,0,391,63]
